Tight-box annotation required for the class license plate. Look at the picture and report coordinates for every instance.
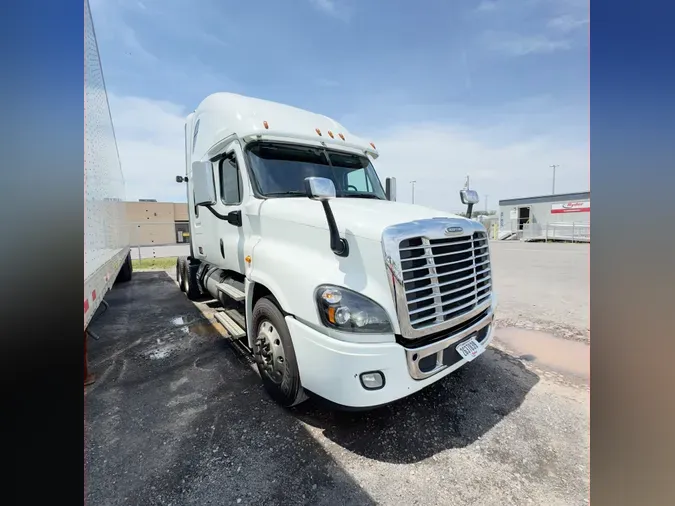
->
[456,337,483,362]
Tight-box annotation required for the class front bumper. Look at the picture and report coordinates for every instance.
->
[287,302,495,409]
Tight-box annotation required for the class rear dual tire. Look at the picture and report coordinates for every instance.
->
[177,257,201,300]
[116,253,133,283]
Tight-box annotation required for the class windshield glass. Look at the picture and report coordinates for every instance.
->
[246,142,386,199]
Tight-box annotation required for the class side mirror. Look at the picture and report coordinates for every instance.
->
[385,177,397,201]
[460,189,480,205]
[304,177,336,201]
[192,161,216,206]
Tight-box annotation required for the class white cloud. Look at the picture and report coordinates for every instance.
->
[310,0,338,15]
[477,0,589,11]
[474,0,588,56]
[309,0,351,20]
[315,78,341,88]
[476,1,499,12]
[106,95,588,211]
[370,123,588,212]
[107,94,188,202]
[89,0,157,62]
[547,15,589,33]
[482,31,572,56]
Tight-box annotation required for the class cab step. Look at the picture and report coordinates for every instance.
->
[225,308,246,329]
[214,310,246,340]
[215,282,245,302]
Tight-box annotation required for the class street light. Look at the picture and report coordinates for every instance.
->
[410,180,416,204]
[549,165,559,194]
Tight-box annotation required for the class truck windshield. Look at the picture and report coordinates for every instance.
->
[246,142,386,199]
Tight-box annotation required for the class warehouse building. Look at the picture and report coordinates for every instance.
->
[498,191,590,241]
[126,201,190,246]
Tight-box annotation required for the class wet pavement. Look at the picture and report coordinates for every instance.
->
[85,271,589,506]
[494,327,590,383]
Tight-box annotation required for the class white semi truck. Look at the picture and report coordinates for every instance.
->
[176,92,495,409]
[84,0,132,336]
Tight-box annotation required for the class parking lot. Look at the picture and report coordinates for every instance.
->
[85,242,589,506]
[490,241,590,343]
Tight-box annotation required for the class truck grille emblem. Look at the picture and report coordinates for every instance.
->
[444,226,463,235]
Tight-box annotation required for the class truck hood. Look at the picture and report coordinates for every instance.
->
[258,197,467,241]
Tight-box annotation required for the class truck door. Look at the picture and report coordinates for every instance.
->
[216,143,246,273]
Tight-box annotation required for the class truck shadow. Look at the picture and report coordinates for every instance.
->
[86,271,377,506]
[293,348,539,464]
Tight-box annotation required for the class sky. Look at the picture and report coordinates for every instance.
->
[89,0,589,213]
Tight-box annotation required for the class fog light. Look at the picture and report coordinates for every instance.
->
[359,371,385,390]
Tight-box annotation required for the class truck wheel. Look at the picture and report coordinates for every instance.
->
[116,253,133,283]
[252,296,307,408]
[176,257,185,291]
[182,260,201,300]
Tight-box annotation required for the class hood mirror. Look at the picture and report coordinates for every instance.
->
[460,189,479,219]
[304,177,348,257]
[305,177,336,201]
[460,189,479,205]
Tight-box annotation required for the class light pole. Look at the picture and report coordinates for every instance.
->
[549,164,559,194]
[485,194,489,213]
[410,180,416,204]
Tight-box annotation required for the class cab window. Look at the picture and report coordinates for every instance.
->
[220,154,242,205]
[346,168,372,192]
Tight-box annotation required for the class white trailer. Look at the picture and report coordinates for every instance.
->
[176,92,496,409]
[84,0,132,332]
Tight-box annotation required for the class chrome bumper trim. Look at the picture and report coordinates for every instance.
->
[405,308,493,380]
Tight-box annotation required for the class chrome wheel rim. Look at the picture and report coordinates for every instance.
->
[256,320,286,384]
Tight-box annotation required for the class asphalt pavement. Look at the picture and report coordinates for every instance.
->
[85,262,589,506]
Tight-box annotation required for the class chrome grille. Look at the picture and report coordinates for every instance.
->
[398,232,492,330]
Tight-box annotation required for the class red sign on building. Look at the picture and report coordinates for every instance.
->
[551,201,590,214]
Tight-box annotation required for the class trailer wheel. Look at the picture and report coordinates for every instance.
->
[182,260,201,300]
[176,257,185,292]
[252,296,307,408]
[116,253,133,283]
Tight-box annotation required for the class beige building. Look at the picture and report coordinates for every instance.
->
[126,201,190,246]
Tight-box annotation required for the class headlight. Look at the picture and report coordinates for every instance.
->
[315,285,393,334]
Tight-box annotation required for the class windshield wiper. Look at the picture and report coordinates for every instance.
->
[342,193,383,200]
[264,191,307,197]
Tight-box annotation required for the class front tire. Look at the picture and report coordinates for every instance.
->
[252,296,307,408]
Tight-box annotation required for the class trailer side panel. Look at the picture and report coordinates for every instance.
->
[84,0,129,329]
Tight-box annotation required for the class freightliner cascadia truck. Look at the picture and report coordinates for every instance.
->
[175,92,495,409]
